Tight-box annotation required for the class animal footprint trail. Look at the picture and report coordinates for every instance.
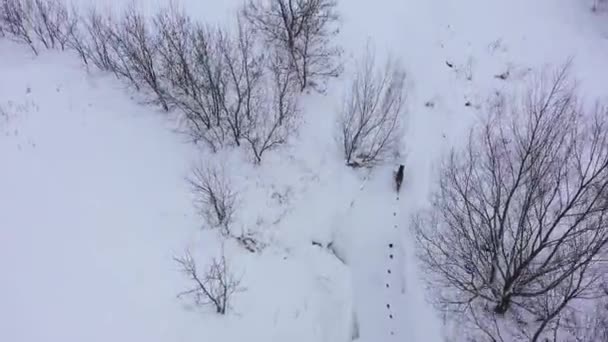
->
[348,165,410,341]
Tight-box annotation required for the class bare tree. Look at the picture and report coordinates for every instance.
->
[81,7,115,72]
[65,4,92,67]
[0,0,38,54]
[216,18,265,147]
[244,50,299,164]
[188,164,236,236]
[175,249,243,315]
[339,47,406,168]
[154,8,229,150]
[1,0,78,52]
[29,0,64,49]
[413,65,608,340]
[49,0,78,51]
[242,0,342,92]
[103,6,169,109]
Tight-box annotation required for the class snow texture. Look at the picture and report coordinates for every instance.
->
[2,0,608,341]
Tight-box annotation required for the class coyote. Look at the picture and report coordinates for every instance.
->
[395,164,404,193]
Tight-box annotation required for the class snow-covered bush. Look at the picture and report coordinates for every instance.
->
[175,250,243,315]
[339,46,406,168]
[242,0,342,92]
[413,65,608,341]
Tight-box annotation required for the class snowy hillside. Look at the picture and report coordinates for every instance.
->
[2,0,608,341]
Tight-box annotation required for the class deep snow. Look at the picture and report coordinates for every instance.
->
[2,0,608,341]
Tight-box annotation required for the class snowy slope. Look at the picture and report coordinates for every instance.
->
[2,0,608,341]
[0,40,355,342]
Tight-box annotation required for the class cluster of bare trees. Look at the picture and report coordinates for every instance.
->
[151,9,300,157]
[414,65,608,341]
[339,46,406,168]
[1,0,342,163]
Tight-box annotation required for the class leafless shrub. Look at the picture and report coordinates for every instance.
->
[188,164,236,236]
[65,5,91,66]
[103,6,168,109]
[1,0,79,52]
[78,7,147,88]
[49,1,77,51]
[339,47,406,168]
[244,51,299,164]
[1,0,78,52]
[155,9,232,149]
[29,0,71,50]
[154,8,241,150]
[81,7,115,71]
[154,6,297,159]
[29,0,53,49]
[175,249,243,315]
[215,19,266,147]
[0,0,37,54]
[413,65,608,341]
[242,0,342,92]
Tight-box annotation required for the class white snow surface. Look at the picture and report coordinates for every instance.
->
[2,0,608,341]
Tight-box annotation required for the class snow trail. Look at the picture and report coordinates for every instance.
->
[342,167,442,342]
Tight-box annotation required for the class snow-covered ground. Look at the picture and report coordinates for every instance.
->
[2,0,607,341]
